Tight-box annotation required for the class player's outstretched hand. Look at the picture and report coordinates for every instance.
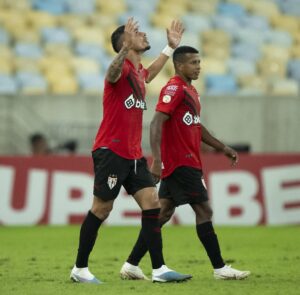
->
[223,146,238,167]
[150,160,161,184]
[166,20,184,49]
[123,17,139,50]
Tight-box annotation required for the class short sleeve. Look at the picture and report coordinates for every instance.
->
[156,83,184,115]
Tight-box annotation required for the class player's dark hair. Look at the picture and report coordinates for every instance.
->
[30,133,45,144]
[111,25,125,53]
[173,46,199,63]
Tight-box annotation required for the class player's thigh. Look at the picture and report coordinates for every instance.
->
[125,157,158,210]
[92,148,130,201]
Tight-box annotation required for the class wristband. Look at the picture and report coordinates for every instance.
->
[162,45,175,57]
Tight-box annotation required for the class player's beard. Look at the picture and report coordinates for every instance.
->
[143,45,151,51]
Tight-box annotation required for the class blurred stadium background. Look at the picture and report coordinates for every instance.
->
[0,0,299,154]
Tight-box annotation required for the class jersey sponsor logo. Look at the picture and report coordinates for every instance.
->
[182,111,201,126]
[107,174,118,189]
[164,85,178,96]
[124,94,147,110]
[162,95,171,103]
[166,85,178,91]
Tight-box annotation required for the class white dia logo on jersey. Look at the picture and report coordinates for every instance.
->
[182,111,201,126]
[107,174,118,189]
[124,94,146,110]
[166,85,178,91]
[162,95,171,103]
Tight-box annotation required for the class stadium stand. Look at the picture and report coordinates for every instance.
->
[0,0,299,95]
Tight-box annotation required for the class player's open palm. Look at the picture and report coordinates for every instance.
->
[123,17,139,50]
[166,20,184,49]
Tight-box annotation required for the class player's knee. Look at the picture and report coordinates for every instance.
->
[203,206,213,220]
[91,201,113,220]
[159,209,174,225]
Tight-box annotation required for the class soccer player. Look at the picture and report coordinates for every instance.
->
[70,18,192,284]
[120,46,251,280]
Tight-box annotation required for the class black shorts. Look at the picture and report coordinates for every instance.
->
[159,166,208,206]
[92,148,155,201]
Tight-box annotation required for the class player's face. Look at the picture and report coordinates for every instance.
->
[133,30,151,52]
[181,53,201,81]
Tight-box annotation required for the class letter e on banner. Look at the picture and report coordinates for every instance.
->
[262,165,300,225]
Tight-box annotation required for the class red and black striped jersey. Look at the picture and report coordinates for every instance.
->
[93,59,149,159]
[156,75,203,178]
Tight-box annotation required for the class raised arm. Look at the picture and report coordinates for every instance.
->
[145,20,184,83]
[150,111,170,183]
[201,123,238,166]
[105,18,138,83]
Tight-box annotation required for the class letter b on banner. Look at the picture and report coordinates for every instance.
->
[210,171,262,225]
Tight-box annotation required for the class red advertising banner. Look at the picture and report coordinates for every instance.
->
[0,154,300,225]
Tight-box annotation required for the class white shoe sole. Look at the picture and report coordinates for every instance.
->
[214,271,251,280]
[120,270,149,280]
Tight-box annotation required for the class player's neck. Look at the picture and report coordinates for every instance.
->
[176,73,192,85]
[126,51,141,69]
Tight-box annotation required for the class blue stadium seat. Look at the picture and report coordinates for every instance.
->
[288,60,300,81]
[0,28,10,45]
[239,15,270,30]
[217,3,247,19]
[0,74,18,94]
[227,58,256,77]
[233,28,268,45]
[266,29,293,47]
[41,27,72,44]
[278,0,300,16]
[205,74,237,95]
[182,14,212,33]
[212,16,240,35]
[65,0,95,14]
[16,72,48,94]
[32,0,67,15]
[118,13,151,29]
[75,43,108,64]
[231,42,262,61]
[144,28,166,57]
[14,42,43,59]
[77,73,104,94]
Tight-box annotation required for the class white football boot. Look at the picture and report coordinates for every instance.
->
[214,265,250,280]
[120,262,150,280]
[70,266,102,284]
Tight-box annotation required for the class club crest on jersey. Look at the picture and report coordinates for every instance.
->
[124,94,146,110]
[107,174,117,189]
[182,111,201,126]
[162,95,171,103]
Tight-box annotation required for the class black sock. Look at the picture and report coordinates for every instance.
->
[196,221,225,269]
[75,210,103,268]
[127,229,148,266]
[141,208,165,269]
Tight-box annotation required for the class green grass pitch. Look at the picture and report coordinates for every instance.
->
[0,226,299,295]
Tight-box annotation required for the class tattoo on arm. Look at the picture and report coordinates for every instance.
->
[106,48,129,83]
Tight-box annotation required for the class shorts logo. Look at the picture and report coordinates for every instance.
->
[182,111,201,126]
[124,94,146,110]
[201,177,207,189]
[107,174,117,189]
[162,95,171,103]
